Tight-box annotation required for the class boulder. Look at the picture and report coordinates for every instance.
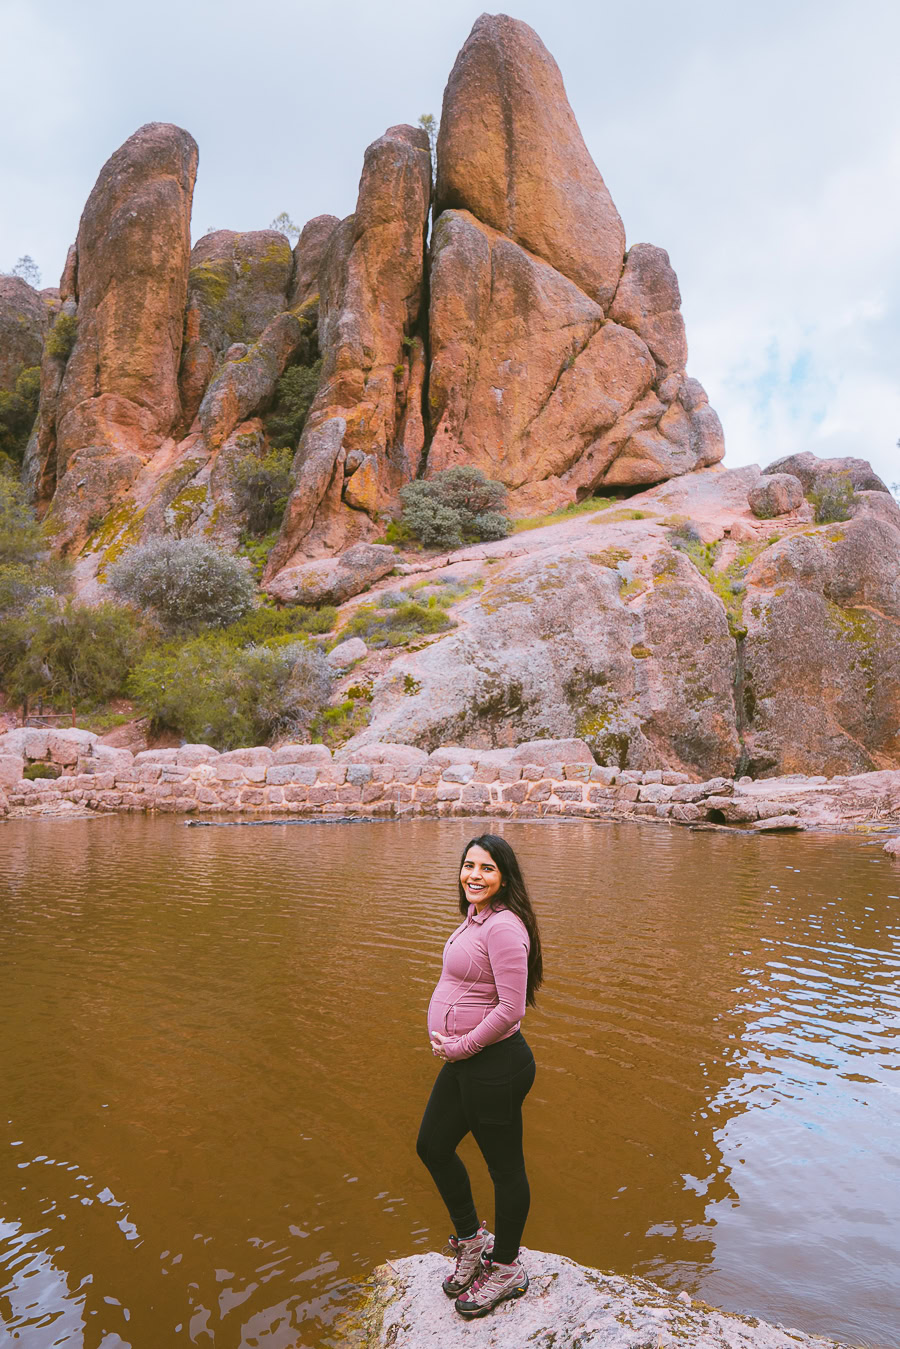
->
[263,541,396,605]
[344,742,428,766]
[609,243,687,377]
[748,473,804,518]
[179,229,295,427]
[508,738,594,766]
[273,743,333,764]
[198,309,310,450]
[266,125,431,573]
[345,1249,838,1349]
[288,214,340,308]
[436,14,625,309]
[427,210,723,507]
[741,514,900,776]
[0,275,48,392]
[763,451,890,496]
[884,837,900,857]
[326,637,368,668]
[0,754,25,788]
[48,728,100,765]
[50,123,198,549]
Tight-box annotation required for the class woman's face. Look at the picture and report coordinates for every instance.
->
[460,844,503,909]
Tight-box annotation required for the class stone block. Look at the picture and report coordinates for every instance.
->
[49,729,99,765]
[283,784,309,803]
[498,764,523,782]
[138,763,163,782]
[0,728,49,760]
[274,743,333,765]
[553,785,584,802]
[266,786,284,804]
[415,786,437,804]
[461,783,491,804]
[362,782,384,803]
[528,780,553,802]
[176,744,219,766]
[473,763,499,783]
[563,764,590,781]
[752,814,805,831]
[134,748,179,765]
[0,755,25,788]
[662,772,691,786]
[397,765,422,784]
[428,747,480,767]
[346,763,373,786]
[347,743,428,766]
[318,763,348,785]
[175,797,198,812]
[671,803,701,823]
[697,777,733,797]
[502,781,528,804]
[670,784,708,803]
[638,784,674,803]
[619,784,640,801]
[755,801,799,819]
[196,786,219,805]
[618,770,642,784]
[436,782,462,801]
[442,764,476,784]
[308,786,336,805]
[265,764,318,786]
[336,784,362,803]
[418,765,443,785]
[239,788,265,806]
[703,796,757,822]
[219,746,274,767]
[373,764,397,782]
[161,766,190,782]
[521,764,543,781]
[590,766,617,784]
[641,769,663,783]
[587,785,612,803]
[508,738,594,766]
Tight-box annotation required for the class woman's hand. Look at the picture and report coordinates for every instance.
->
[431,1032,451,1062]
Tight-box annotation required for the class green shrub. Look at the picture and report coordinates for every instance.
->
[231,443,294,535]
[44,313,78,361]
[0,470,43,565]
[0,366,41,465]
[23,762,60,780]
[399,467,510,549]
[107,536,256,630]
[129,636,332,749]
[225,603,336,644]
[264,359,322,449]
[809,474,856,523]
[339,595,456,648]
[0,599,146,709]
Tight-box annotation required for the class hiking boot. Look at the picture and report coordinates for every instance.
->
[441,1220,493,1297]
[454,1255,529,1318]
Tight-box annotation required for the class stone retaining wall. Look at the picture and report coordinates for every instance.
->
[3,729,900,835]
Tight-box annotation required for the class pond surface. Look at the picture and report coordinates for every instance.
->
[2,816,899,1348]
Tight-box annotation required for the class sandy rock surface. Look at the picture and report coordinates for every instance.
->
[341,1249,839,1348]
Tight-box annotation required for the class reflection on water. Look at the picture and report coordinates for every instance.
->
[1,817,898,1347]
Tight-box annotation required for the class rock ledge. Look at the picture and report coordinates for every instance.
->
[340,1248,838,1348]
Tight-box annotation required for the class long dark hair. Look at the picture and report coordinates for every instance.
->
[457,834,544,1006]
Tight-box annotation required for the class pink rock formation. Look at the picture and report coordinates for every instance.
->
[48,123,198,550]
[288,214,340,309]
[436,13,625,308]
[0,276,49,391]
[266,124,431,573]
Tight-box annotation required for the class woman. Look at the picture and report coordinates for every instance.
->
[416,833,543,1320]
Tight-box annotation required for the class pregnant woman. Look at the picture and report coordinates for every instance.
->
[417,833,543,1320]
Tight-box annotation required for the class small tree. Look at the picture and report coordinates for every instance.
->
[270,212,301,242]
[418,113,438,186]
[399,467,510,549]
[232,444,294,536]
[808,474,857,523]
[11,255,41,287]
[107,537,256,630]
[0,599,144,709]
[0,365,41,465]
[264,359,321,449]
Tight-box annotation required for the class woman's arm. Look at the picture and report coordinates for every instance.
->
[440,917,528,1061]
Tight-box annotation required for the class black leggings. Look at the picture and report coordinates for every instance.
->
[416,1031,535,1265]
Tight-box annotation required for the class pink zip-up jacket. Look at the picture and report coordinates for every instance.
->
[427,902,530,1061]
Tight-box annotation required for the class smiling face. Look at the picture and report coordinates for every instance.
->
[460,844,503,912]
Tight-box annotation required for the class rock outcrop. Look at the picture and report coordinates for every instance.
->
[436,14,625,309]
[741,512,900,776]
[266,124,431,571]
[340,1250,838,1349]
[748,472,804,518]
[764,451,891,496]
[179,229,295,427]
[288,214,340,309]
[39,123,199,550]
[0,275,50,392]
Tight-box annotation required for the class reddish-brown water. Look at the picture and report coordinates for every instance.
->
[2,816,899,1348]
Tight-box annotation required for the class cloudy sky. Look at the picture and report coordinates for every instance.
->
[3,0,898,486]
